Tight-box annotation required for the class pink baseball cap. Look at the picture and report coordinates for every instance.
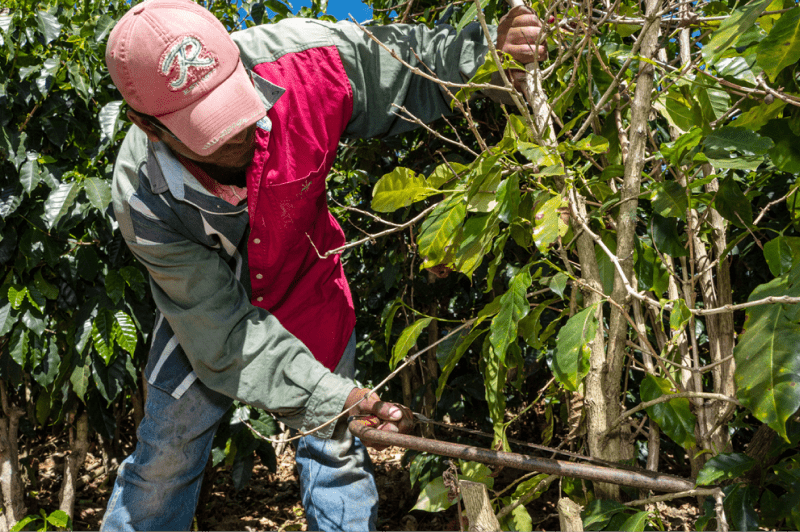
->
[106,0,265,155]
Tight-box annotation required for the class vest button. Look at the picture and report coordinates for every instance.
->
[256,274,263,279]
[253,238,261,244]
[257,296,264,302]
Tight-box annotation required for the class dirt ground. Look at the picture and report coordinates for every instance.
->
[26,436,701,532]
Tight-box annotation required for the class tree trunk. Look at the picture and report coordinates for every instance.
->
[460,480,501,532]
[584,0,662,499]
[0,381,26,531]
[58,412,90,521]
[558,498,584,532]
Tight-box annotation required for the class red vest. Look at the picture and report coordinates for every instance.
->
[246,46,355,371]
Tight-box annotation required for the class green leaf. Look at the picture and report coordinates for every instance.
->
[696,453,758,485]
[652,214,688,257]
[703,127,773,170]
[619,511,650,532]
[10,516,38,532]
[735,100,787,131]
[651,181,688,219]
[764,236,800,277]
[489,268,531,364]
[756,7,800,82]
[496,173,520,224]
[533,194,567,251]
[724,483,760,531]
[417,195,466,268]
[716,56,757,86]
[69,62,92,105]
[518,298,560,349]
[8,285,27,309]
[715,175,753,227]
[428,162,468,190]
[32,339,59,388]
[26,285,46,312]
[654,86,705,135]
[701,0,771,64]
[763,119,800,174]
[92,311,115,365]
[548,272,568,298]
[45,510,71,529]
[44,182,79,229]
[0,299,11,336]
[454,52,499,103]
[467,166,502,213]
[412,477,456,512]
[641,375,697,449]
[99,100,124,144]
[249,415,278,437]
[35,390,50,425]
[436,327,485,400]
[512,504,534,532]
[22,309,45,337]
[9,327,29,368]
[70,355,91,402]
[34,271,58,300]
[106,270,125,304]
[553,303,599,391]
[94,14,116,41]
[483,337,508,449]
[660,127,703,167]
[512,473,550,500]
[566,133,610,154]
[453,213,499,279]
[231,450,254,492]
[670,298,692,333]
[734,267,800,441]
[114,311,137,355]
[372,167,435,213]
[455,0,490,33]
[390,317,433,370]
[19,158,41,194]
[582,499,628,530]
[37,10,62,45]
[459,460,494,489]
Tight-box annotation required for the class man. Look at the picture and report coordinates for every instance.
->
[101,0,546,530]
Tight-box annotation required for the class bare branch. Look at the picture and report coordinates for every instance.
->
[308,202,439,259]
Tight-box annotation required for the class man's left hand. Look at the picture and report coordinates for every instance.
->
[497,5,548,65]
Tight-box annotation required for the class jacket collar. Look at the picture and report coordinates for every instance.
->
[147,70,285,199]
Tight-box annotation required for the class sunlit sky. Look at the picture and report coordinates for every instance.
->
[294,0,375,21]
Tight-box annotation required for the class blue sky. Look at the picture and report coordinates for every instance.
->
[293,0,374,21]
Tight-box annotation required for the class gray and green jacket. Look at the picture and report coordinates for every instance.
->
[112,17,495,438]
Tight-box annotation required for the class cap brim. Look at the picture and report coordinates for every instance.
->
[159,60,266,156]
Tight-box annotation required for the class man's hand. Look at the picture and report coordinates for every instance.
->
[497,5,548,64]
[344,388,414,449]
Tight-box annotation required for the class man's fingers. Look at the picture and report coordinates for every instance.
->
[497,5,549,64]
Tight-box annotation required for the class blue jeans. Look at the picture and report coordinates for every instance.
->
[101,335,378,531]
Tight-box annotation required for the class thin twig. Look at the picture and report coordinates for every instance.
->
[308,202,438,258]
[603,392,741,438]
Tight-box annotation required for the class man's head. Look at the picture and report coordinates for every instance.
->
[106,0,265,160]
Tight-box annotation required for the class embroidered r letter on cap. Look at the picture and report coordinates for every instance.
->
[161,36,218,93]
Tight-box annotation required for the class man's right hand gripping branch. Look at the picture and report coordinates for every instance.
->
[343,388,415,450]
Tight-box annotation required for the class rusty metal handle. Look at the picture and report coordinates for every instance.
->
[350,421,695,493]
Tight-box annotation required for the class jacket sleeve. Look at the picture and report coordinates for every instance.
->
[329,20,497,139]
[233,18,496,139]
[112,127,355,438]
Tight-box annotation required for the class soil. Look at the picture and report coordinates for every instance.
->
[25,436,702,532]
